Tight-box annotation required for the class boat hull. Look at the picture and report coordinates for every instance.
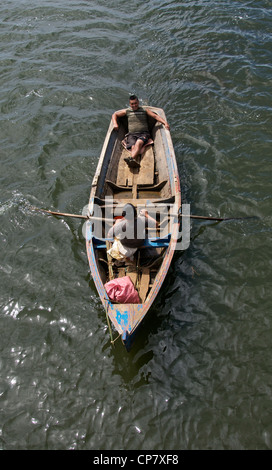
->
[86,107,181,350]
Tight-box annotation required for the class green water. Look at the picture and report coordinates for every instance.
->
[0,0,272,450]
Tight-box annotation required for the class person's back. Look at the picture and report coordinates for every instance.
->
[109,215,146,248]
[107,204,158,263]
[108,204,157,248]
[108,211,148,248]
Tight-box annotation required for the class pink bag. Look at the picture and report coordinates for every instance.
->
[105,276,140,304]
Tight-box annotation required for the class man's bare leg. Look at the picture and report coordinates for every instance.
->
[131,139,144,159]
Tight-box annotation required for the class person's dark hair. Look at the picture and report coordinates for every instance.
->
[129,94,138,101]
[122,203,137,220]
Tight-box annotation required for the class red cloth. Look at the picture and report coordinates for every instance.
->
[105,276,140,304]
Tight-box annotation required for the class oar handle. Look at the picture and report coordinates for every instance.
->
[31,207,113,222]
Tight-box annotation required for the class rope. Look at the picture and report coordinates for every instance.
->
[105,299,121,346]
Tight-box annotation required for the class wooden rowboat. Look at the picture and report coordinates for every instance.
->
[86,106,181,350]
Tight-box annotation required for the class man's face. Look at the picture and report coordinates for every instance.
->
[129,99,139,111]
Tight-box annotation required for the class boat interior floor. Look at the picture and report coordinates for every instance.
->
[103,246,164,303]
[102,143,174,207]
[116,143,155,187]
[93,137,175,303]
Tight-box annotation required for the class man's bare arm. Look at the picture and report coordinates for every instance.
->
[146,108,170,130]
[112,109,127,130]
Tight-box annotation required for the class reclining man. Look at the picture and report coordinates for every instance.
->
[112,95,170,168]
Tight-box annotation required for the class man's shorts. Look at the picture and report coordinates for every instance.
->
[125,132,151,150]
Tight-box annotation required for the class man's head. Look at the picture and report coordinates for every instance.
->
[129,95,139,111]
[122,203,137,220]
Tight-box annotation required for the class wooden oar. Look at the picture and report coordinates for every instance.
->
[167,212,257,222]
[31,207,113,222]
[178,214,254,222]
[32,206,257,223]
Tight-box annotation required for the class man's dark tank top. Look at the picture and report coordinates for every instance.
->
[126,107,149,134]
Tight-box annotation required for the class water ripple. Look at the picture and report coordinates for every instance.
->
[0,0,272,451]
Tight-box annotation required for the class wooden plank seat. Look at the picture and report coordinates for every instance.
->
[90,234,171,249]
[93,195,175,206]
[106,179,168,192]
